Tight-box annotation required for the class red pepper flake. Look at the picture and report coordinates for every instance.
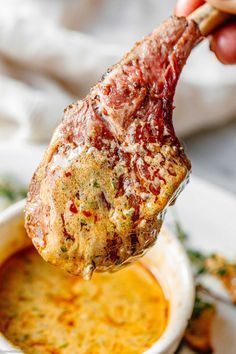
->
[70,201,78,214]
[102,107,108,115]
[67,134,73,143]
[65,171,72,177]
[149,184,160,195]
[82,210,92,218]
[94,215,98,223]
[61,214,74,240]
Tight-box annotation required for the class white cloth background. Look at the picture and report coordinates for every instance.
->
[0,0,236,142]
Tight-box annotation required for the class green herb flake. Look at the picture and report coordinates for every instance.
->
[217,267,227,276]
[192,296,214,320]
[87,200,97,209]
[93,180,100,188]
[171,208,188,243]
[111,177,118,191]
[197,266,207,275]
[80,218,87,226]
[174,220,187,243]
[17,334,30,343]
[0,178,27,202]
[0,185,15,201]
[59,343,69,349]
[187,249,208,276]
[60,246,68,253]
[187,249,206,264]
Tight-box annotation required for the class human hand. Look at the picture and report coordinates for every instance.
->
[175,0,236,64]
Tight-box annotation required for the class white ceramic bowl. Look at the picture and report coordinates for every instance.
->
[0,200,195,354]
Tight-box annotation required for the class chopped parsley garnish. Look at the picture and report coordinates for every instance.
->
[171,208,188,243]
[80,218,87,226]
[60,246,68,253]
[174,220,188,243]
[187,249,206,263]
[192,296,214,320]
[111,177,118,191]
[93,180,100,188]
[217,267,227,276]
[187,249,207,275]
[59,343,69,348]
[0,185,16,201]
[0,176,27,202]
[172,208,235,353]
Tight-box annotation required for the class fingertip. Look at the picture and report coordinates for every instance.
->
[175,0,205,17]
[210,22,236,64]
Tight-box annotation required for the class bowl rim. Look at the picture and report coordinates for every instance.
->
[144,228,195,354]
[0,200,195,354]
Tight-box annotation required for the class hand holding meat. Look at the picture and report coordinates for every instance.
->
[176,0,236,64]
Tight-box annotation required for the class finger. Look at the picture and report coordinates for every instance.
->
[175,0,205,16]
[207,0,236,15]
[210,22,236,64]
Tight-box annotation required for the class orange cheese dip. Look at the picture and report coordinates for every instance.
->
[0,247,168,354]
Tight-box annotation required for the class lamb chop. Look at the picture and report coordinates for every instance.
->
[25,5,228,279]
